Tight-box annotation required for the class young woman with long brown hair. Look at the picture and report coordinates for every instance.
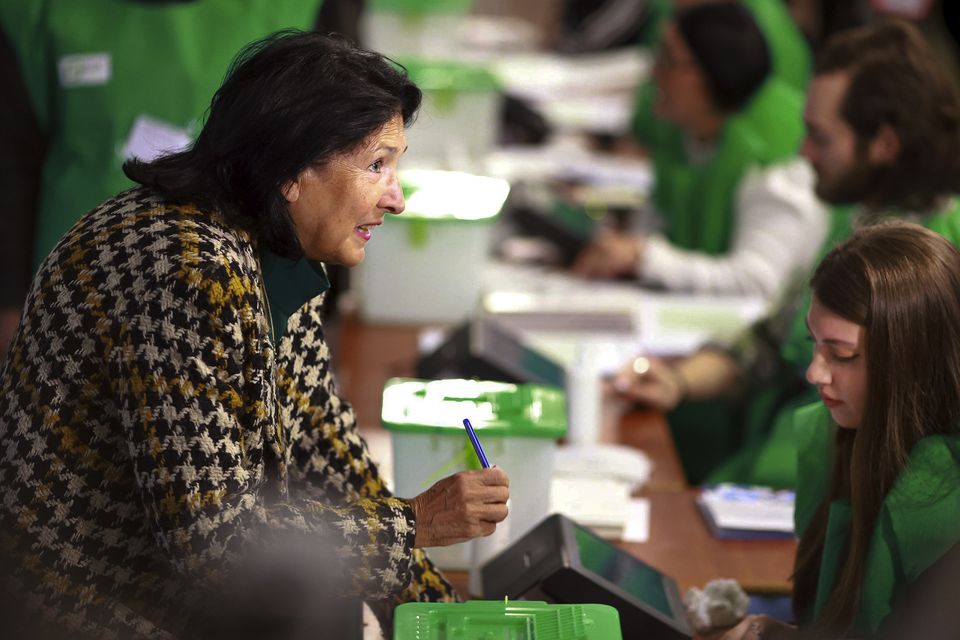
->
[724,221,960,639]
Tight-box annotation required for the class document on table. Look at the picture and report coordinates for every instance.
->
[697,484,795,540]
[550,476,650,542]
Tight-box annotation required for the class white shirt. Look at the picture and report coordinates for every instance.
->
[637,158,828,301]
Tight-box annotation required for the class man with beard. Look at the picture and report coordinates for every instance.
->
[610,18,960,488]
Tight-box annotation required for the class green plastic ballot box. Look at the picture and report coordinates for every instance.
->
[381,378,566,573]
[393,600,623,640]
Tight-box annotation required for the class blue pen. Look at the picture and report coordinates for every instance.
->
[462,418,491,468]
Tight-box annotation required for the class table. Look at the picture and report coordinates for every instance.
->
[333,316,797,598]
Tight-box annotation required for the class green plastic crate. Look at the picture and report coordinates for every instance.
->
[394,600,623,640]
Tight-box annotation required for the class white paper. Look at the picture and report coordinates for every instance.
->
[621,498,650,543]
[122,114,192,163]
[550,476,632,529]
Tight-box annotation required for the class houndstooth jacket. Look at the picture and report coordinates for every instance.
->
[0,188,455,638]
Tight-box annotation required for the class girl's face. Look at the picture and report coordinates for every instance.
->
[805,295,868,429]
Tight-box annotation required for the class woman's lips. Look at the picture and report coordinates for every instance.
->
[355,222,379,241]
[820,392,842,408]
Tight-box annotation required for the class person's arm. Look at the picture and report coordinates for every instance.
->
[277,299,507,619]
[612,347,742,411]
[639,159,828,298]
[279,300,508,540]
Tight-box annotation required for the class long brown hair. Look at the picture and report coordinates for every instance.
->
[793,221,960,633]
[814,19,960,213]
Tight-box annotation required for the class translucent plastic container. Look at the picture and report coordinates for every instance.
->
[394,600,623,640]
[357,169,509,324]
[362,0,474,58]
[399,59,502,171]
[381,378,566,574]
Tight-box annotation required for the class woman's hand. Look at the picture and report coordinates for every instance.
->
[409,467,510,548]
[611,356,686,411]
[719,614,797,640]
[570,230,644,280]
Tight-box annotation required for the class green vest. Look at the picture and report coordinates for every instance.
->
[631,0,811,146]
[649,77,804,254]
[706,198,960,488]
[794,402,960,635]
[0,0,320,267]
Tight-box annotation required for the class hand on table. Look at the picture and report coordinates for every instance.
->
[570,229,644,280]
[611,355,686,412]
[409,467,510,548]
[720,614,797,640]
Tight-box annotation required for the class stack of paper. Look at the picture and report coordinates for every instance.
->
[550,476,633,539]
[697,484,795,540]
[549,477,649,543]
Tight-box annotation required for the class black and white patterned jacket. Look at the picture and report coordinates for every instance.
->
[0,187,454,638]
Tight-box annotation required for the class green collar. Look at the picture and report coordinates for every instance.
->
[259,249,330,343]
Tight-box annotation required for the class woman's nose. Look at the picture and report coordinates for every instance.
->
[806,353,829,386]
[380,173,405,214]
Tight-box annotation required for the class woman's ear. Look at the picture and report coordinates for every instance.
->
[281,176,301,203]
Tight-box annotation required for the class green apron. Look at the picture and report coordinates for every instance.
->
[704,198,960,488]
[0,0,320,267]
[794,402,960,635]
[649,77,804,255]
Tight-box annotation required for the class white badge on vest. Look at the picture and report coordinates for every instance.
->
[58,53,112,88]
[122,115,193,163]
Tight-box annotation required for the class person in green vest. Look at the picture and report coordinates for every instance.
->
[611,19,960,487]
[631,0,813,152]
[721,222,960,639]
[572,3,828,301]
[0,0,345,357]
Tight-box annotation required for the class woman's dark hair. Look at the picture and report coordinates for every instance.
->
[124,30,421,258]
[675,3,771,112]
[793,221,960,633]
[814,19,960,214]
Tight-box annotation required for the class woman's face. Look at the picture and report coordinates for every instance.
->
[652,24,716,132]
[805,295,868,429]
[283,114,406,266]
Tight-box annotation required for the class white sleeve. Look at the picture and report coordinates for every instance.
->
[637,159,829,300]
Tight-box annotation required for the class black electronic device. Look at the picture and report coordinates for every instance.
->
[415,315,565,388]
[481,513,692,639]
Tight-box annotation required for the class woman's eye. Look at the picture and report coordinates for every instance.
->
[369,159,384,173]
[831,353,859,363]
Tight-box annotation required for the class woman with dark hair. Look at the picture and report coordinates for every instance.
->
[722,221,960,639]
[0,30,509,639]
[573,2,827,301]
